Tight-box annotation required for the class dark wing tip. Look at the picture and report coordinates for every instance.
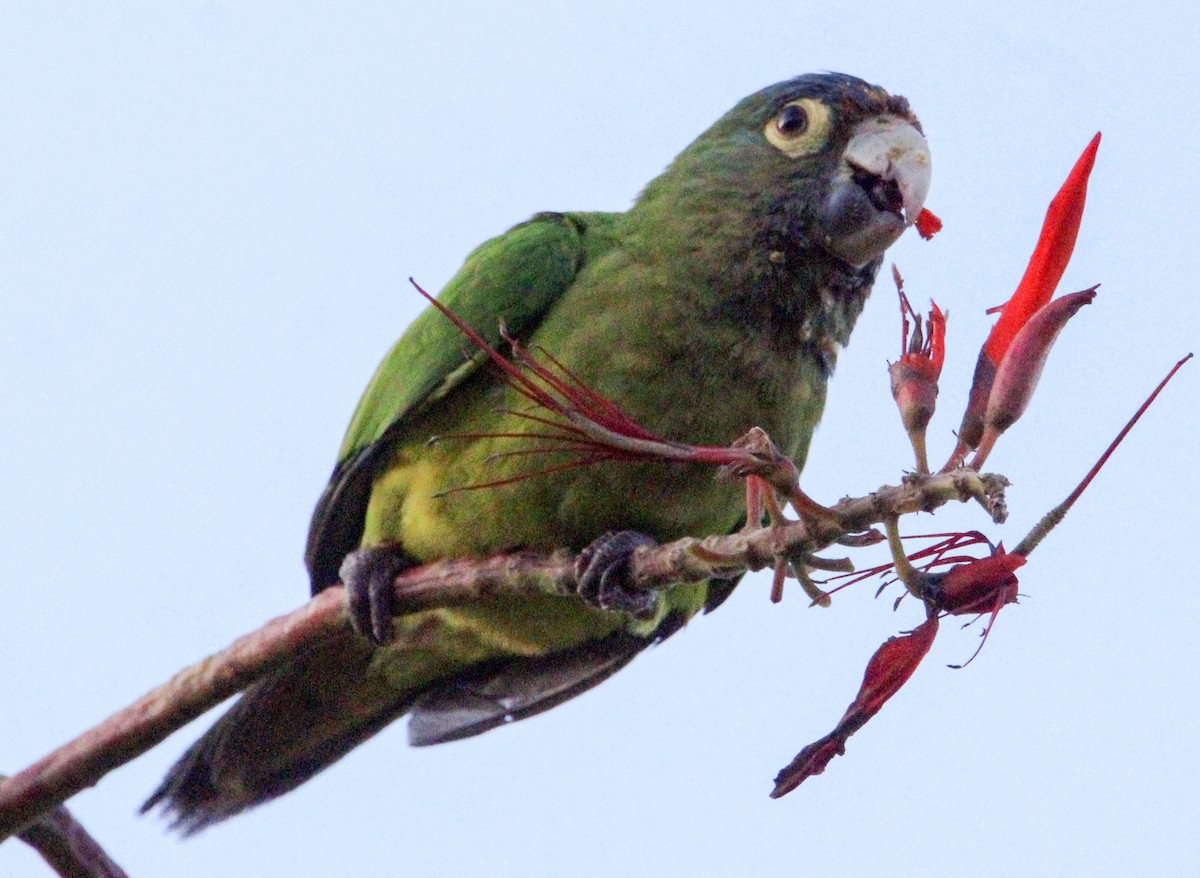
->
[407,632,651,746]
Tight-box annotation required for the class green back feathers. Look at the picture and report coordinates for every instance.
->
[339,212,589,459]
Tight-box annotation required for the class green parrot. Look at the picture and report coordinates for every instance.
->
[145,72,930,831]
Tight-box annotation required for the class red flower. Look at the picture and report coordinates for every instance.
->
[772,539,1025,796]
[926,547,1024,668]
[983,134,1100,366]
[954,133,1101,461]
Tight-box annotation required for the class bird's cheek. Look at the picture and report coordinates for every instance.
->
[815,182,906,267]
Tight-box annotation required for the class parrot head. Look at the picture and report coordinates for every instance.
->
[628,72,931,357]
[774,73,931,267]
[641,71,930,270]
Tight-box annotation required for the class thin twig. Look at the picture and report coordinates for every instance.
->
[16,803,130,878]
[3,774,129,878]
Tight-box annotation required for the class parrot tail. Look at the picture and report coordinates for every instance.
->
[142,621,659,833]
[141,628,418,834]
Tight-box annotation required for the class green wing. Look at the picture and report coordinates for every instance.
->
[305,211,613,592]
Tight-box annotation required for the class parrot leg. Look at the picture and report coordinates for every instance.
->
[338,544,414,645]
[574,531,660,620]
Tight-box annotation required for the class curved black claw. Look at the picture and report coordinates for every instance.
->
[574,531,660,620]
[338,545,413,645]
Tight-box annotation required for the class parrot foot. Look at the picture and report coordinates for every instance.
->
[339,545,413,645]
[574,531,660,620]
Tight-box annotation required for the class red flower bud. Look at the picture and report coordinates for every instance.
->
[971,287,1097,467]
[891,360,938,430]
[982,134,1100,367]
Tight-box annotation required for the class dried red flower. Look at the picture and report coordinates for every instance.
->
[889,267,946,473]
[771,613,939,797]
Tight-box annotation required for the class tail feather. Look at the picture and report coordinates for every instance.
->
[142,630,415,834]
[143,616,681,832]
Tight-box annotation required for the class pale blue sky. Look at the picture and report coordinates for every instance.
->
[2,3,1197,876]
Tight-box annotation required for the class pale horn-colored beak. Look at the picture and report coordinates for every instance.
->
[818,116,932,267]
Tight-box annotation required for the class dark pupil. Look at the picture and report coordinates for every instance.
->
[777,104,808,136]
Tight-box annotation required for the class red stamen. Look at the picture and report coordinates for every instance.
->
[434,455,613,496]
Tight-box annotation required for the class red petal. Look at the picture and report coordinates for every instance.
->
[927,301,946,373]
[916,208,943,240]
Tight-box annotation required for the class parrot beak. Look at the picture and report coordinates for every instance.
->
[817,116,932,267]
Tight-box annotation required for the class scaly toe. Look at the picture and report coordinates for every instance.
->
[338,544,412,645]
[574,531,660,619]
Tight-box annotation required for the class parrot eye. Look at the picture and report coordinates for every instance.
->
[776,104,809,136]
[765,98,832,158]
